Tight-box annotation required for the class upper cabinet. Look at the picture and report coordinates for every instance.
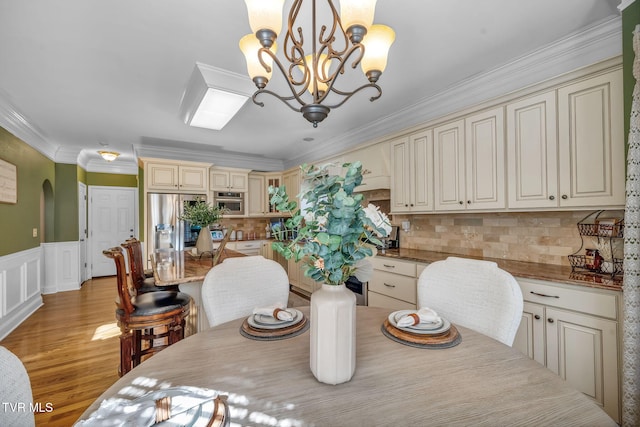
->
[210,167,249,192]
[145,161,209,193]
[391,132,433,213]
[433,107,505,211]
[247,173,267,216]
[343,141,391,190]
[506,91,558,209]
[556,69,625,208]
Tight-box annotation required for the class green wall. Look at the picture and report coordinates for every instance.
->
[54,163,79,242]
[0,128,55,256]
[86,172,137,187]
[623,1,640,148]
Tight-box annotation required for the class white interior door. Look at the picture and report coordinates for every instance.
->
[78,183,89,283]
[89,186,137,277]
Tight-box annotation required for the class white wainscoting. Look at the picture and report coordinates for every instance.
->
[42,241,81,294]
[0,247,43,340]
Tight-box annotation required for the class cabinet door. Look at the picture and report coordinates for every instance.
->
[465,107,505,209]
[557,69,625,207]
[409,130,433,212]
[282,169,300,211]
[248,174,266,216]
[147,163,179,190]
[344,141,391,190]
[434,119,465,211]
[229,172,248,191]
[545,307,619,421]
[179,166,208,192]
[513,302,545,365]
[506,91,559,208]
[265,174,282,215]
[210,170,230,191]
[390,136,411,213]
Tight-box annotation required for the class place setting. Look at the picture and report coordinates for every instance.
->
[381,307,461,349]
[240,305,309,341]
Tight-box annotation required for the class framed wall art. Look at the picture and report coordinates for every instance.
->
[0,158,17,204]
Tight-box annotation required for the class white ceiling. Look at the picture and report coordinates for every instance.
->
[0,0,623,173]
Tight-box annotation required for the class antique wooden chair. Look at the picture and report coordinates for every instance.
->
[121,238,172,293]
[103,247,191,376]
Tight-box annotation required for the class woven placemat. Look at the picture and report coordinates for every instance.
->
[381,319,462,349]
[240,315,309,341]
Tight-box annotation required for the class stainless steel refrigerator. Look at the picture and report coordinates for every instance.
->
[146,193,207,257]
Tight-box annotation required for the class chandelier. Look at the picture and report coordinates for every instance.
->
[240,0,395,127]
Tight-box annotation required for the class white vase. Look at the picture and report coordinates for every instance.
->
[309,283,356,385]
[195,226,213,254]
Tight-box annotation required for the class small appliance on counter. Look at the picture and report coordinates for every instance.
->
[386,225,400,249]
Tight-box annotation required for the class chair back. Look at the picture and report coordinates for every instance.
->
[103,247,136,314]
[121,238,147,289]
[417,257,523,346]
[201,255,290,328]
[0,346,35,427]
[212,227,233,267]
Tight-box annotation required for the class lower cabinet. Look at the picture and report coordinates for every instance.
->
[368,257,418,310]
[513,278,621,423]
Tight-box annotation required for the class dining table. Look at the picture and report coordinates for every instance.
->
[76,306,617,426]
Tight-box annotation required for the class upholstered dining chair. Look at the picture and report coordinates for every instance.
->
[201,255,290,328]
[103,247,191,376]
[0,346,35,427]
[417,256,523,346]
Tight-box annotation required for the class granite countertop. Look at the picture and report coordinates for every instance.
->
[377,248,623,292]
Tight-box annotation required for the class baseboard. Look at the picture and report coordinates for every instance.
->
[0,293,42,340]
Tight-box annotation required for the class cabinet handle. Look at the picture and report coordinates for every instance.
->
[383,264,396,268]
[534,315,541,320]
[549,195,555,201]
[405,204,408,207]
[458,201,463,205]
[547,318,555,324]
[561,195,568,200]
[383,283,396,288]
[467,200,471,204]
[530,291,559,299]
[410,204,414,207]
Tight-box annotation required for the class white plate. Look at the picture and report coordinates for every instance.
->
[389,310,451,335]
[247,308,303,330]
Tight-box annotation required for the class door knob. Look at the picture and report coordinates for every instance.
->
[534,315,541,320]
[547,318,554,323]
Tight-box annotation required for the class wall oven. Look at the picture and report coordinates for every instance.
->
[214,191,245,216]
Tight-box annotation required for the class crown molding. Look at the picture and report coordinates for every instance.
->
[134,145,285,172]
[0,91,58,161]
[618,0,635,12]
[284,15,623,169]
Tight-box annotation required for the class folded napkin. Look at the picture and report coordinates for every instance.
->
[253,305,294,321]
[396,307,441,328]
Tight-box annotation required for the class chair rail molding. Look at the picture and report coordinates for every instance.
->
[0,247,43,340]
[42,241,81,294]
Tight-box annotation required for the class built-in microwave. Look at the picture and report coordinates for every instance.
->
[214,191,245,216]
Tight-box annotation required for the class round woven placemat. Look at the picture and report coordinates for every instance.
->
[381,319,462,349]
[240,315,309,341]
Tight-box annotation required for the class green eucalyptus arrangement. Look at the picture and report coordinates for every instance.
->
[179,196,226,228]
[269,162,391,286]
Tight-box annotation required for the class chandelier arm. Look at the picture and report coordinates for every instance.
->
[322,83,382,109]
[259,51,311,107]
[321,0,349,57]
[252,89,303,113]
[311,43,365,104]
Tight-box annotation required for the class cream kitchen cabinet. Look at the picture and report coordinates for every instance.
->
[247,173,267,216]
[512,278,621,423]
[282,167,301,211]
[556,69,625,208]
[390,131,433,213]
[288,257,321,295]
[506,91,559,209]
[343,140,391,190]
[368,257,417,310]
[210,167,249,192]
[145,161,209,193]
[433,107,505,211]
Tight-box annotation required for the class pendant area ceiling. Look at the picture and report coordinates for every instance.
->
[0,0,622,171]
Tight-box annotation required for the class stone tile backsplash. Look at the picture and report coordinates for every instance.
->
[392,210,625,266]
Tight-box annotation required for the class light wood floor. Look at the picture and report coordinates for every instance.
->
[0,277,310,426]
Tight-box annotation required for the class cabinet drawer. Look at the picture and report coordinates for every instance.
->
[235,241,263,250]
[368,291,416,310]
[517,278,618,320]
[372,257,416,277]
[416,263,427,278]
[369,271,416,304]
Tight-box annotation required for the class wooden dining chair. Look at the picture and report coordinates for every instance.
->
[121,238,166,293]
[103,247,191,376]
[201,255,290,328]
[417,256,523,346]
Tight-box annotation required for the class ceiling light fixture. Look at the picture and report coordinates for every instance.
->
[240,0,395,127]
[98,151,120,162]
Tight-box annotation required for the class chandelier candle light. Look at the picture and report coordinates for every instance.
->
[240,0,395,127]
